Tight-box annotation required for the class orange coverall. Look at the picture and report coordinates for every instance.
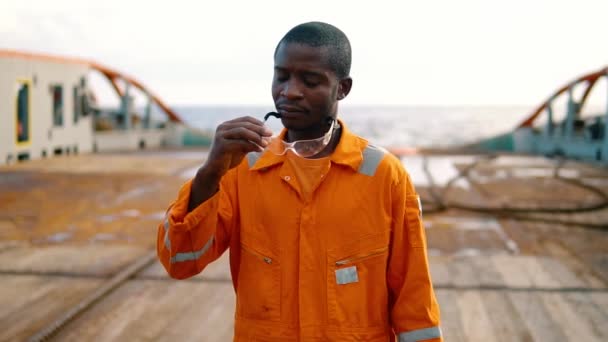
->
[157,121,442,341]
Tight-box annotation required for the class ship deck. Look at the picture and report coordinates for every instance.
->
[0,150,606,341]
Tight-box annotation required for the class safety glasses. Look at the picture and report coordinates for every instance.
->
[263,112,336,158]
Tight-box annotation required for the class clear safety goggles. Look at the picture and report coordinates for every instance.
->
[263,112,336,158]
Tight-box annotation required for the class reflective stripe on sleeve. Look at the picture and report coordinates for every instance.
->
[358,145,385,176]
[163,218,171,250]
[398,326,442,342]
[170,235,215,264]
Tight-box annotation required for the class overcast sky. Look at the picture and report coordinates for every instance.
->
[1,0,607,107]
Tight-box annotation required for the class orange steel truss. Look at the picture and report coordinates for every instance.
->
[519,66,608,128]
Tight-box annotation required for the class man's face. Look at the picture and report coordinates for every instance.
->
[272,42,344,133]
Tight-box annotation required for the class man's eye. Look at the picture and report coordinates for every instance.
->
[303,77,320,87]
[275,72,288,82]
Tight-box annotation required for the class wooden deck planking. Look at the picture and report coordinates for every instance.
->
[0,245,147,277]
[428,257,450,285]
[492,254,536,288]
[540,239,606,288]
[447,257,480,287]
[521,256,560,288]
[162,282,235,342]
[52,279,235,341]
[434,290,466,342]
[0,276,62,321]
[562,293,608,339]
[479,291,534,342]
[457,290,498,342]
[108,280,211,341]
[536,256,588,288]
[120,280,226,341]
[589,292,608,316]
[0,275,101,341]
[52,280,190,341]
[432,252,608,341]
[0,239,601,342]
[469,255,505,287]
[541,292,602,342]
[508,292,569,341]
[0,152,606,341]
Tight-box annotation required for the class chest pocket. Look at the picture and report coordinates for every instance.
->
[236,237,281,321]
[326,232,390,328]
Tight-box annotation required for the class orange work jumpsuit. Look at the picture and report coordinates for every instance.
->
[157,121,442,341]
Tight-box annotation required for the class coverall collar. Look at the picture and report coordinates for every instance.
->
[249,119,366,172]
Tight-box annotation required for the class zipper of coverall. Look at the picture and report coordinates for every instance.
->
[335,247,389,266]
[242,244,274,265]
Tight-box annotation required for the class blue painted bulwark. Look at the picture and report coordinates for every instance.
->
[477,132,515,152]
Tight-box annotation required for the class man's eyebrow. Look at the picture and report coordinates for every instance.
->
[273,66,326,79]
[301,70,326,79]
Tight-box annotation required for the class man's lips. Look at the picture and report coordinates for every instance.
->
[277,105,307,115]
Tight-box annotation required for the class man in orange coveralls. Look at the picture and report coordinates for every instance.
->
[157,21,442,341]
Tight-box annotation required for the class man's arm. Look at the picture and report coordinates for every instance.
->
[156,169,237,279]
[157,116,272,279]
[387,172,442,342]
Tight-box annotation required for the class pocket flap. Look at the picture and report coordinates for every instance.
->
[327,231,390,260]
[240,233,278,260]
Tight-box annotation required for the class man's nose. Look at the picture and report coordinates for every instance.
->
[279,79,303,99]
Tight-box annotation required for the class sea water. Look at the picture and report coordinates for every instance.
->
[174,105,527,148]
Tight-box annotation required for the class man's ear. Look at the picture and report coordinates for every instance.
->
[337,77,353,100]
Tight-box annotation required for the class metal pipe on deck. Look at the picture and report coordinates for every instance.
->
[121,80,131,130]
[144,93,152,129]
[565,85,576,139]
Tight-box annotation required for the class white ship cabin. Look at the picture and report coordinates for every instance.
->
[0,50,199,166]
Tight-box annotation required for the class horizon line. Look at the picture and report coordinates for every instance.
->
[163,103,537,108]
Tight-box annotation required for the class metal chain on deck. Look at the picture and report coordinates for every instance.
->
[420,154,608,230]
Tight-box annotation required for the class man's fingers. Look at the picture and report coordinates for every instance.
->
[225,139,264,154]
[222,117,273,136]
[225,116,263,125]
[221,121,273,137]
[222,127,269,147]
[209,116,272,165]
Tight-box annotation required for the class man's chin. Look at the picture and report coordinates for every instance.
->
[280,117,313,131]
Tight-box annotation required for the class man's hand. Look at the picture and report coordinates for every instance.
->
[204,116,272,177]
[188,117,272,211]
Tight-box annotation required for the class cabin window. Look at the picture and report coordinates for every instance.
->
[73,86,81,124]
[79,77,91,116]
[15,80,31,144]
[51,85,63,126]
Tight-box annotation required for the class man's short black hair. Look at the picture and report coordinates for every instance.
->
[275,21,351,79]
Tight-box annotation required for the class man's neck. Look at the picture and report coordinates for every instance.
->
[309,123,342,159]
